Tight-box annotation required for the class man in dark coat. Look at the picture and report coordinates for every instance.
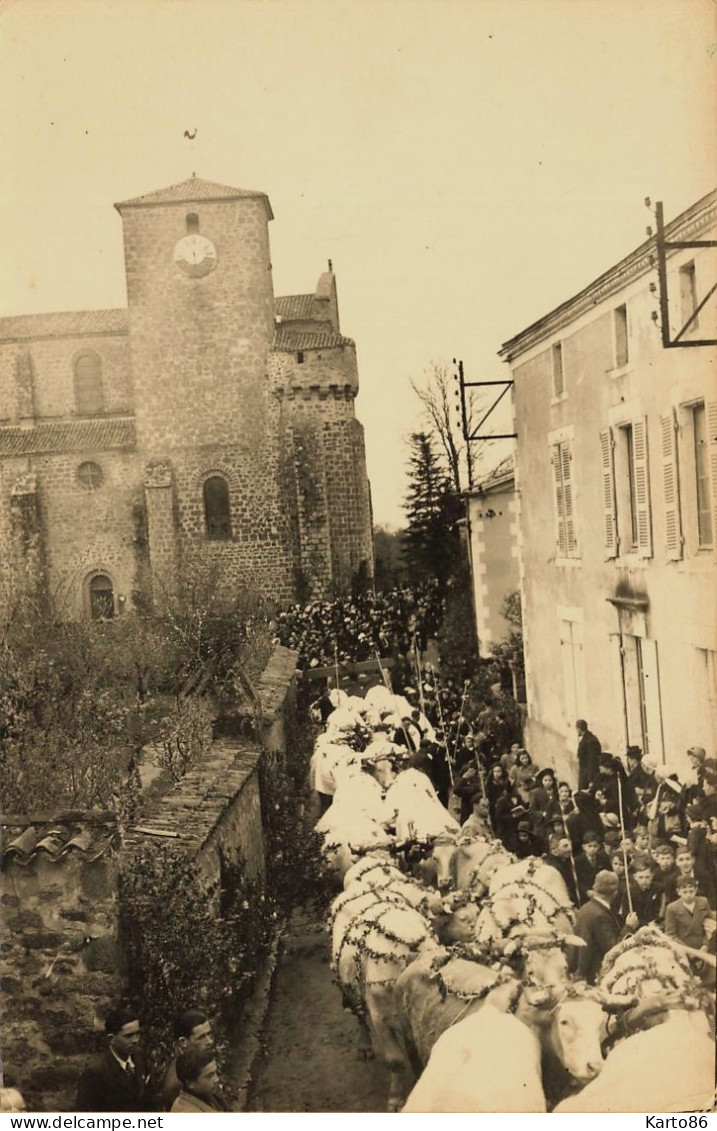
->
[543,833,578,905]
[576,719,601,791]
[76,1007,149,1112]
[569,871,636,984]
[574,834,610,905]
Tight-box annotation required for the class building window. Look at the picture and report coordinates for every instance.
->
[552,342,564,398]
[679,261,698,331]
[77,461,104,490]
[74,351,104,415]
[297,351,305,364]
[186,212,200,234]
[203,475,232,540]
[621,424,639,550]
[614,304,629,368]
[692,401,713,546]
[88,574,114,620]
[611,417,653,558]
[551,439,577,558]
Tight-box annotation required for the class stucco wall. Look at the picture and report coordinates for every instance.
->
[511,221,716,784]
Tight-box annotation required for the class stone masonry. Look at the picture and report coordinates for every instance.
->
[0,177,374,617]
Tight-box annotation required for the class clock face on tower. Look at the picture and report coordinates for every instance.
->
[173,233,218,278]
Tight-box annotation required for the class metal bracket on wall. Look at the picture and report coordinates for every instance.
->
[655,200,717,349]
[455,358,517,445]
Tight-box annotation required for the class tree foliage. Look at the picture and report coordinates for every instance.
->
[0,566,273,814]
[402,431,463,587]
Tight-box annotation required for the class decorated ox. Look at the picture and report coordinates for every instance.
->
[401,1005,547,1113]
[475,859,575,947]
[332,898,441,1111]
[555,1009,715,1113]
[455,838,515,895]
[384,769,460,844]
[395,931,590,1068]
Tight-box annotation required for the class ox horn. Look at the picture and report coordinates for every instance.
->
[562,934,587,948]
[595,990,639,1012]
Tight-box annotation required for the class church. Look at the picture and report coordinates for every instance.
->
[0,177,374,618]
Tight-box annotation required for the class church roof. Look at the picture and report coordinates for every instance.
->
[115,176,274,217]
[272,330,354,352]
[275,294,316,321]
[0,309,128,342]
[0,417,135,457]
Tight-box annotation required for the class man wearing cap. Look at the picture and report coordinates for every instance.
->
[570,871,637,984]
[576,720,601,792]
[626,746,656,798]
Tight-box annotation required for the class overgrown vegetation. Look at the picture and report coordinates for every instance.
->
[119,680,328,1094]
[0,563,273,813]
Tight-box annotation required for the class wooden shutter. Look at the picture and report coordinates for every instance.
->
[600,427,618,559]
[633,416,653,558]
[552,444,567,558]
[660,410,682,560]
[708,400,717,547]
[561,441,577,556]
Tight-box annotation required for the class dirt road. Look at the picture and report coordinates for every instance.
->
[246,906,389,1113]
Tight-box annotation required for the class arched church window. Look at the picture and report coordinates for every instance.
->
[74,351,104,415]
[88,573,115,620]
[203,475,232,540]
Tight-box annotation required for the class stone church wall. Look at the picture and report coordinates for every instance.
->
[0,335,132,423]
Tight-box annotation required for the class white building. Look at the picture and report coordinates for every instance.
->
[500,190,716,783]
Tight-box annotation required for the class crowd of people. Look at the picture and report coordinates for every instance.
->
[274,581,445,670]
[314,680,717,989]
[72,1007,229,1113]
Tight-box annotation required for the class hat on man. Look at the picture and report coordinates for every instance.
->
[592,870,620,897]
[517,820,532,833]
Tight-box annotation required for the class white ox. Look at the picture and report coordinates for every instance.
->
[332,897,440,1111]
[555,1009,715,1113]
[384,769,460,844]
[402,1005,547,1113]
[475,860,575,946]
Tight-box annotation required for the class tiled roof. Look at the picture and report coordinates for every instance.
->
[0,309,128,343]
[275,294,316,321]
[115,177,273,217]
[0,417,136,457]
[2,812,118,868]
[273,330,354,353]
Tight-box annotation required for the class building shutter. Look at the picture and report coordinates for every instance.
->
[633,416,653,558]
[561,441,577,556]
[600,427,618,559]
[552,444,567,558]
[708,400,717,546]
[641,637,665,763]
[660,410,682,560]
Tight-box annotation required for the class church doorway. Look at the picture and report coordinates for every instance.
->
[87,573,115,620]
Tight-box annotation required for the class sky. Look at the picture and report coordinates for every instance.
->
[1,0,715,528]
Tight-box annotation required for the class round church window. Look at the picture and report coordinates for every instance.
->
[77,461,104,490]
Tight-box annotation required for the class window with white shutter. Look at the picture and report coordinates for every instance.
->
[632,416,653,558]
[552,443,567,558]
[600,427,618,559]
[661,410,683,559]
[551,439,578,559]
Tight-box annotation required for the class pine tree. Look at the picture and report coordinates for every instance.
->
[402,432,462,586]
